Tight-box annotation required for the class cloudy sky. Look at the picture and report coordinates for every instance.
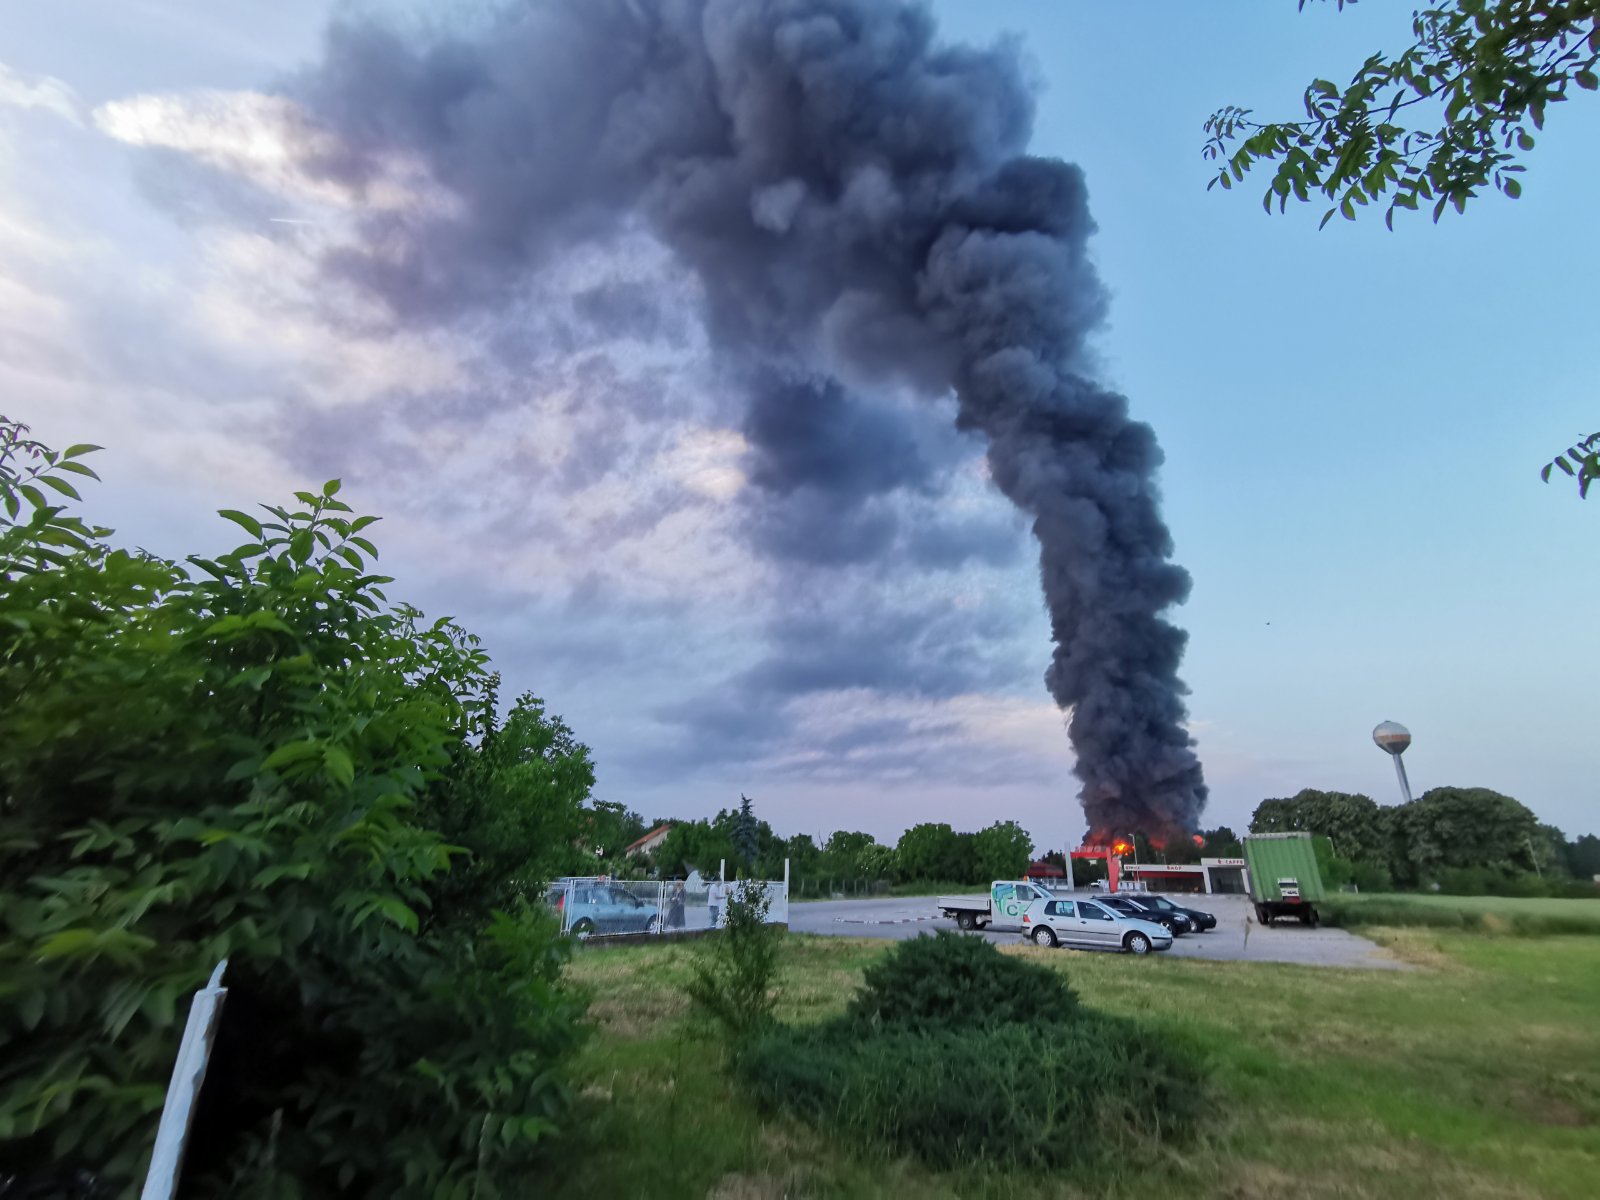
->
[4,1,1596,849]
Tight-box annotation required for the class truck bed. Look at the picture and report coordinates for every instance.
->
[936,894,990,911]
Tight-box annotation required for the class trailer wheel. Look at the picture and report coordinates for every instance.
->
[1309,908,1320,929]
[1124,931,1152,955]
[1255,905,1272,925]
[956,911,977,931]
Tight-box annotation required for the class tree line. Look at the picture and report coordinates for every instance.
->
[1249,786,1600,896]
[583,804,1037,888]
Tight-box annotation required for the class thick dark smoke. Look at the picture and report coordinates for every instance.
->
[288,0,1207,839]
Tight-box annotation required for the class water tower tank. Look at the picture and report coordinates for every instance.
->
[1373,721,1411,756]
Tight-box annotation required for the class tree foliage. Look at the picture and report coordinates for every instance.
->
[971,821,1035,883]
[734,793,759,867]
[1205,1,1600,228]
[0,419,586,1197]
[894,823,962,882]
[1390,785,1540,882]
[1251,789,1394,864]
[1542,431,1600,495]
[685,883,781,1042]
[1247,782,1583,892]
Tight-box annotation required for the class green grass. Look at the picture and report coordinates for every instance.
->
[1325,892,1600,936]
[543,930,1600,1199]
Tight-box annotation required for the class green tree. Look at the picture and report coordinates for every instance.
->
[1251,788,1394,867]
[972,821,1034,883]
[1565,832,1600,878]
[1391,785,1541,883]
[734,793,759,867]
[894,823,961,882]
[1198,825,1243,855]
[0,419,582,1196]
[784,833,821,879]
[420,692,596,924]
[583,799,647,864]
[658,816,736,879]
[1205,1,1600,228]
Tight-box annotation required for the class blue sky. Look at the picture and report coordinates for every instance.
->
[3,1,1595,848]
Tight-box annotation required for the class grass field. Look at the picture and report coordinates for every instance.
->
[1325,892,1600,935]
[542,928,1600,1199]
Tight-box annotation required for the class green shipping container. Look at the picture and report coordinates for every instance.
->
[1242,833,1328,903]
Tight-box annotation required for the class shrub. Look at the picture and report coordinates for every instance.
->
[687,882,782,1041]
[847,930,1078,1032]
[0,420,586,1197]
[741,1012,1201,1168]
[739,932,1200,1168]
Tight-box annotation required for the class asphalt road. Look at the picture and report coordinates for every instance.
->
[788,893,1405,969]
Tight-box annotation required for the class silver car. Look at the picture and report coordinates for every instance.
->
[1021,896,1173,955]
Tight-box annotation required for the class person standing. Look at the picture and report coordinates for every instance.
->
[667,881,686,930]
[706,877,726,928]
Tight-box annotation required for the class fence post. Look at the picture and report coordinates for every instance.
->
[141,961,229,1200]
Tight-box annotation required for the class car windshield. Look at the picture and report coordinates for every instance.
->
[1145,897,1176,911]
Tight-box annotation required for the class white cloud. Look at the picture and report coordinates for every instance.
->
[0,63,83,126]
[92,88,431,213]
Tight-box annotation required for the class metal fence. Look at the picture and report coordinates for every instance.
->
[546,877,789,941]
[791,877,891,900]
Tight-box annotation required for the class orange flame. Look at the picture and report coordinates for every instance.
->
[1192,834,1206,848]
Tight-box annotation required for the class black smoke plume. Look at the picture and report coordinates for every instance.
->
[288,0,1207,839]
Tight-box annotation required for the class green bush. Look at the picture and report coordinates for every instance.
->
[0,420,588,1197]
[687,883,782,1041]
[741,1011,1200,1168]
[739,934,1200,1168]
[847,930,1078,1032]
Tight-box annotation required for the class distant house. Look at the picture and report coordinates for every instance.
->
[624,823,674,860]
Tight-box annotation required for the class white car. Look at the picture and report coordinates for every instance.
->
[1021,896,1173,955]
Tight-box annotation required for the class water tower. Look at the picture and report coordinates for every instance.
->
[1372,720,1414,804]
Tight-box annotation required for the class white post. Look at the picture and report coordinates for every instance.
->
[783,857,790,887]
[142,961,230,1200]
[719,858,726,883]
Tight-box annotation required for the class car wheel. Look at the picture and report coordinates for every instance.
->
[956,912,977,931]
[1032,925,1057,948]
[645,915,662,935]
[1125,931,1152,955]
[571,918,596,941]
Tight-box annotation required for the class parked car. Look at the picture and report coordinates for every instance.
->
[1021,897,1173,955]
[1134,893,1217,932]
[1101,894,1193,935]
[548,879,661,939]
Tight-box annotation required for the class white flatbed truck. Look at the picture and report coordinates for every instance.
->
[937,880,1056,931]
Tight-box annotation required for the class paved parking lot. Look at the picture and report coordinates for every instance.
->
[788,892,1404,969]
